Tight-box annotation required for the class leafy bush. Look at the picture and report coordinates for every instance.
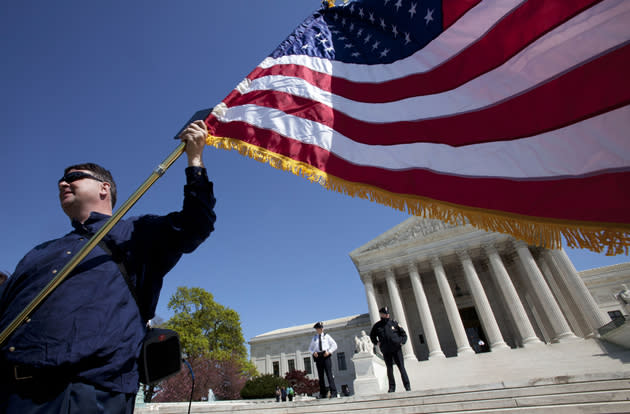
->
[240,374,288,399]
[285,370,319,395]
[151,355,248,402]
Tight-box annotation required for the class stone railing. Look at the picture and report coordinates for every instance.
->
[598,315,629,336]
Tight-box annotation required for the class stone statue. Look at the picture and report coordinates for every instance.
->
[618,284,630,305]
[617,284,630,315]
[354,330,373,354]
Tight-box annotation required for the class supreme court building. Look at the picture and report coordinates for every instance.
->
[249,217,630,395]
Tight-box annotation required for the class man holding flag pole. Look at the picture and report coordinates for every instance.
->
[0,120,216,413]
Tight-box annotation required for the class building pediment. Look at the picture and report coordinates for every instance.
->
[351,217,468,257]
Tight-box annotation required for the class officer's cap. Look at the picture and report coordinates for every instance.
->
[379,306,390,314]
[313,321,324,329]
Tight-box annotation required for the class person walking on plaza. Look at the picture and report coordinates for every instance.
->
[0,120,216,413]
[370,306,411,392]
[287,385,295,401]
[308,321,338,398]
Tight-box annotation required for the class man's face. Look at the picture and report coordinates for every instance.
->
[315,327,323,334]
[380,312,389,319]
[58,169,107,215]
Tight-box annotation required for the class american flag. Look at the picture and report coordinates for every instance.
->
[205,0,630,254]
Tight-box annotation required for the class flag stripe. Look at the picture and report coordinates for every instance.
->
[209,120,630,223]
[211,104,630,179]
[240,2,630,128]
[441,0,481,29]
[250,0,604,103]
[223,43,630,146]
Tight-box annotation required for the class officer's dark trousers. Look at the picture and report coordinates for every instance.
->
[314,354,337,397]
[383,348,410,391]
[0,381,135,414]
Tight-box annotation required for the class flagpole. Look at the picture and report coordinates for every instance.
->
[0,142,186,346]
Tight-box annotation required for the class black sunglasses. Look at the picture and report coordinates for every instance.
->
[58,171,104,184]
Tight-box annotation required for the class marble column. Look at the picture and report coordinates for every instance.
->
[408,263,445,359]
[457,249,510,351]
[296,350,304,371]
[537,256,586,338]
[513,241,579,342]
[544,249,609,333]
[484,244,543,346]
[431,257,474,355]
[265,354,272,375]
[384,268,416,360]
[362,272,380,325]
[280,352,287,375]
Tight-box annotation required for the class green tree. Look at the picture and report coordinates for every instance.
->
[163,287,257,377]
[164,287,246,359]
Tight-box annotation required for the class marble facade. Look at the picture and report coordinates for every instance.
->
[249,314,372,395]
[249,217,630,395]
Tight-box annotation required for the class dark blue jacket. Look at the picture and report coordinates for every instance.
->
[370,318,408,354]
[0,167,216,393]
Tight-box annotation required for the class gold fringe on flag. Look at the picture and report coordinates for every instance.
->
[206,134,630,256]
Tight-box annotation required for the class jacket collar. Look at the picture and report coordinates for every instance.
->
[71,212,112,235]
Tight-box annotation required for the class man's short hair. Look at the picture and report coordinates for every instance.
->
[64,163,117,208]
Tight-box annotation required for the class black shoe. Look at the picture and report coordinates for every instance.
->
[405,386,411,391]
[388,389,395,393]
[330,393,337,398]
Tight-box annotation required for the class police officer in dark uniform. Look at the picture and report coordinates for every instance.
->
[370,306,411,392]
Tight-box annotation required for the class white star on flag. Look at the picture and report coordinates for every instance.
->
[409,3,417,18]
[424,8,434,25]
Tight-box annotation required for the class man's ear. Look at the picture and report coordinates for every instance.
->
[100,182,111,201]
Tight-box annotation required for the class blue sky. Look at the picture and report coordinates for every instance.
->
[1,1,627,353]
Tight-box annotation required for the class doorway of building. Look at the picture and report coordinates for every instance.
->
[459,307,490,353]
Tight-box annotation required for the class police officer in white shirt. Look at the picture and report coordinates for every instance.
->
[308,321,338,398]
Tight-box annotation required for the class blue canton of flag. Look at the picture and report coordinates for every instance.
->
[271,0,443,64]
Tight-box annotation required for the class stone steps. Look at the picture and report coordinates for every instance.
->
[136,374,630,413]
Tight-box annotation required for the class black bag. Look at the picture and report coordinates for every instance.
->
[97,239,183,384]
[138,328,182,385]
